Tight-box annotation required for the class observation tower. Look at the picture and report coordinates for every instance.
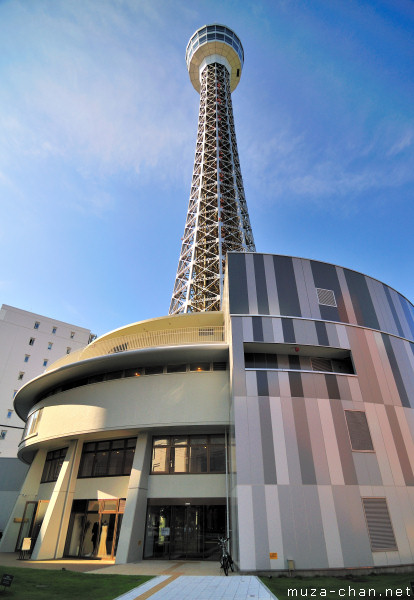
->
[169,24,255,315]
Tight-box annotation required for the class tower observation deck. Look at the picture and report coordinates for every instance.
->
[169,24,256,315]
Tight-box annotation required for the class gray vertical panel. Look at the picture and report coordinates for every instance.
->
[234,397,251,485]
[252,485,270,569]
[292,398,316,484]
[381,333,410,408]
[386,405,414,485]
[310,260,345,323]
[228,253,249,314]
[353,453,383,486]
[398,293,414,340]
[306,401,331,483]
[252,316,263,341]
[247,397,265,484]
[315,321,329,346]
[302,486,329,567]
[278,486,311,568]
[261,317,274,343]
[263,254,280,316]
[267,371,280,397]
[231,317,247,397]
[336,266,358,325]
[347,327,384,404]
[281,398,302,484]
[332,486,374,567]
[325,374,341,400]
[330,401,358,484]
[293,319,318,346]
[259,397,277,484]
[273,255,302,316]
[382,284,404,337]
[326,322,340,348]
[344,269,380,330]
[366,277,391,337]
[313,373,329,399]
[256,371,269,397]
[390,337,414,409]
[245,253,259,315]
[300,258,322,320]
[289,372,304,397]
[253,254,270,315]
[282,318,296,343]
[292,258,312,318]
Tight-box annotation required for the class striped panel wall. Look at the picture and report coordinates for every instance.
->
[228,253,414,571]
[227,253,414,341]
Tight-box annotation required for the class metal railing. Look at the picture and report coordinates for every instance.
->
[46,326,226,372]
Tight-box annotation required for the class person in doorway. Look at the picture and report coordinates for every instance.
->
[91,522,99,556]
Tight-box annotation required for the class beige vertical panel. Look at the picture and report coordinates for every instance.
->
[336,324,350,349]
[237,485,256,569]
[245,254,258,315]
[317,486,344,568]
[336,267,358,324]
[234,397,252,485]
[301,258,322,320]
[318,398,344,485]
[337,376,352,401]
[263,254,280,316]
[353,454,371,485]
[267,371,280,397]
[272,318,284,342]
[404,406,414,440]
[381,487,411,565]
[394,486,414,559]
[373,332,400,406]
[281,398,302,484]
[326,323,340,348]
[375,404,405,486]
[270,398,289,484]
[245,371,258,397]
[347,328,381,404]
[230,317,247,397]
[264,485,284,569]
[364,330,391,404]
[347,376,364,403]
[365,404,395,486]
[292,258,312,317]
[313,374,329,399]
[301,372,317,399]
[395,406,414,474]
[306,401,331,484]
[242,316,254,342]
[278,371,291,397]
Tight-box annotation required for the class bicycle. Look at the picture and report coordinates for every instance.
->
[218,536,234,576]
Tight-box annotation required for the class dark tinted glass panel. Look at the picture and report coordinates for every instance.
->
[124,368,143,378]
[123,448,135,474]
[93,451,109,476]
[105,371,123,381]
[167,364,186,373]
[189,446,208,473]
[97,441,110,450]
[190,363,210,372]
[79,453,94,477]
[145,366,163,375]
[210,446,225,472]
[108,450,124,475]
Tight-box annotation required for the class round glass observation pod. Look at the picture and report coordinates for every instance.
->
[186,24,244,93]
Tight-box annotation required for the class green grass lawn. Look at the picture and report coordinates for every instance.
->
[0,566,152,600]
[261,572,414,600]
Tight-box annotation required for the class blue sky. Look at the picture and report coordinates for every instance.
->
[0,0,413,337]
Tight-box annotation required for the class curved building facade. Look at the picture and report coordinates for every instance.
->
[1,253,414,572]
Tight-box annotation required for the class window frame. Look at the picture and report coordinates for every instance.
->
[78,437,137,479]
[150,434,226,475]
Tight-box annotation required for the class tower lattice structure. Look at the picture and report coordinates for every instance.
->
[169,25,255,315]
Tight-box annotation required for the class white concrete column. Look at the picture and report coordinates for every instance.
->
[0,448,47,552]
[115,434,152,564]
[31,439,82,560]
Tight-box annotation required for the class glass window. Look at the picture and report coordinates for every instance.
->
[66,347,71,354]
[0,430,7,440]
[78,437,137,478]
[43,359,48,367]
[29,337,35,346]
[166,364,186,373]
[124,368,143,378]
[7,409,13,419]
[52,327,57,334]
[34,322,40,329]
[48,342,53,350]
[189,445,208,473]
[41,448,67,483]
[145,366,163,375]
[18,372,24,380]
[70,331,75,338]
[152,446,169,473]
[24,355,30,363]
[151,435,226,474]
[190,363,210,372]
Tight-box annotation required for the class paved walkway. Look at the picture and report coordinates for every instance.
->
[112,575,278,600]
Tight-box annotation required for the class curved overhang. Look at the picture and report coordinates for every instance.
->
[14,342,228,421]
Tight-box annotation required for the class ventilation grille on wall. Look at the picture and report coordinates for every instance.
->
[311,357,333,372]
[362,498,397,551]
[345,410,374,451]
[316,288,337,307]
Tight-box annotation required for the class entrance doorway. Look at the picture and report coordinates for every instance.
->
[64,498,125,559]
[15,500,49,553]
[144,503,226,560]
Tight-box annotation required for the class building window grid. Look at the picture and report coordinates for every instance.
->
[41,448,67,483]
[151,435,226,475]
[78,437,137,479]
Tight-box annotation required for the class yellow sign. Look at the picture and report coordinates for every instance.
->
[269,552,278,559]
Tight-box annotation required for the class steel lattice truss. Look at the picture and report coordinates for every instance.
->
[170,63,255,314]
